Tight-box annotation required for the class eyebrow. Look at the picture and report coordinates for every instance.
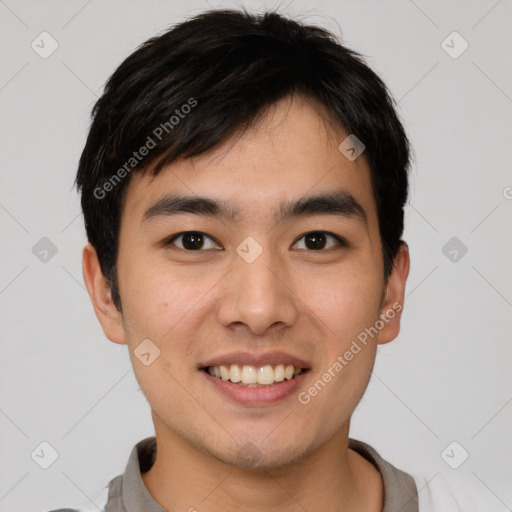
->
[142,190,367,226]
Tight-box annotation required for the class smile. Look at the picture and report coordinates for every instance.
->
[204,364,306,387]
[201,365,311,406]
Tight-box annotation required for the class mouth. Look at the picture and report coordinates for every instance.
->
[198,351,312,405]
[202,364,310,387]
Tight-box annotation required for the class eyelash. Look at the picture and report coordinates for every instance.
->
[164,231,348,252]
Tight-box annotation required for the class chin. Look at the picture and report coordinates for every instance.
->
[212,436,310,471]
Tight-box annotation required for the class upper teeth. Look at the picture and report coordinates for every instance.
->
[206,364,303,386]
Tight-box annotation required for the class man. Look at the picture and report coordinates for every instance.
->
[48,8,488,512]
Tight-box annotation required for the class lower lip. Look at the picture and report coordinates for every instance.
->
[200,369,310,406]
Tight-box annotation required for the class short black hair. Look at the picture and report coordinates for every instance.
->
[75,8,410,311]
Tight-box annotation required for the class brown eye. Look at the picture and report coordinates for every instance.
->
[293,231,345,251]
[166,232,221,251]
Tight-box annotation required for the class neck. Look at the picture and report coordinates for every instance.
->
[141,417,384,512]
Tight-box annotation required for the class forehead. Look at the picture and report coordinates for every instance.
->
[121,95,377,227]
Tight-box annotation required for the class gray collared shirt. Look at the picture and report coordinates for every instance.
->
[49,436,418,512]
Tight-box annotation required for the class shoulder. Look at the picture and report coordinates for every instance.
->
[412,471,508,511]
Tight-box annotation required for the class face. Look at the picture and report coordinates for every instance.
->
[84,95,409,470]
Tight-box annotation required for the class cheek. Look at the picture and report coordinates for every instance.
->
[304,264,383,340]
[301,266,381,397]
[119,260,217,385]
[120,258,201,338]
[120,266,204,413]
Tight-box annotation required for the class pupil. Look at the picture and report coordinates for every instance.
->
[183,232,203,250]
[306,232,326,250]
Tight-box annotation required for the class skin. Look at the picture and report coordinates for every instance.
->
[83,94,409,512]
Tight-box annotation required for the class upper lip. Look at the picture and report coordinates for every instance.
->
[199,351,311,369]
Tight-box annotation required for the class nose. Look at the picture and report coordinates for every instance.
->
[217,244,299,336]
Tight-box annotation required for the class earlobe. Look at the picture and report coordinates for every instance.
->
[82,243,126,345]
[377,242,410,345]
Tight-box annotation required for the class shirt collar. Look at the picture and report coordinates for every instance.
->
[121,436,165,512]
[348,438,418,512]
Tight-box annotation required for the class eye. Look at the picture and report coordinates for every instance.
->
[292,231,346,251]
[166,231,221,251]
[164,230,347,252]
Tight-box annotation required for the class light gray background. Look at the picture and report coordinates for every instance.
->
[1,0,511,510]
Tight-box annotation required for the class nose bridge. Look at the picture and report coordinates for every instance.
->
[217,236,298,334]
[238,243,281,296]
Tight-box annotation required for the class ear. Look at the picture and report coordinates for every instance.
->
[377,242,410,345]
[82,243,126,345]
